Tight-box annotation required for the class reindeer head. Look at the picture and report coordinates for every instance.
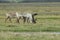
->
[32,12,38,16]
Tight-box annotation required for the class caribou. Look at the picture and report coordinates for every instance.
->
[19,12,38,23]
[5,12,20,23]
[5,12,37,23]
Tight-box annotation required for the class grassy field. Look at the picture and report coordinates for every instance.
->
[0,3,60,32]
[0,2,60,40]
[0,32,60,40]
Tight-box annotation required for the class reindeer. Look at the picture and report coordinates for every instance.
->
[5,12,37,24]
[20,12,38,23]
[5,12,20,23]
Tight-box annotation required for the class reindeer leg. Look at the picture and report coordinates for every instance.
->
[16,18,20,23]
[32,16,36,23]
[9,17,12,23]
[23,17,26,23]
[27,17,30,23]
[5,16,9,23]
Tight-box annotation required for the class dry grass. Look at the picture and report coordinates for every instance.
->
[0,32,60,40]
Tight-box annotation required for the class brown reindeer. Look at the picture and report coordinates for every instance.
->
[5,12,20,23]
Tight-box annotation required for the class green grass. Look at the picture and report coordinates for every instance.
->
[0,2,60,40]
[0,3,60,32]
[0,15,60,32]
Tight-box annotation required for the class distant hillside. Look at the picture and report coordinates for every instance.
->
[0,0,60,3]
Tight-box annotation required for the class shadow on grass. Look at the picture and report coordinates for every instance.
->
[6,24,17,27]
[41,27,60,32]
[0,29,40,32]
